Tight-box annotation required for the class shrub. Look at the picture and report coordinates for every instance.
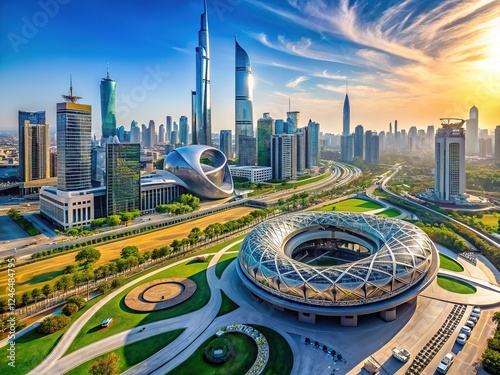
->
[62,302,79,316]
[483,348,500,375]
[204,337,231,364]
[98,281,111,294]
[111,277,125,289]
[37,315,71,334]
[66,295,86,309]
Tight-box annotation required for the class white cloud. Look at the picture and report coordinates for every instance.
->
[286,76,309,88]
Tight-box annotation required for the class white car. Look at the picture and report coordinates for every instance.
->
[437,353,454,374]
[456,333,467,345]
[469,316,478,323]
[465,320,476,329]
[460,326,472,336]
[471,307,481,318]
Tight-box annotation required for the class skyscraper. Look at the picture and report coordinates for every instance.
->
[295,127,307,172]
[179,116,189,144]
[166,116,172,138]
[364,131,380,164]
[57,81,92,191]
[235,36,254,158]
[18,111,48,182]
[275,119,285,135]
[257,113,274,166]
[466,105,479,155]
[158,124,165,144]
[100,65,116,139]
[220,130,232,159]
[130,121,140,143]
[271,134,297,180]
[354,124,364,159]
[149,120,156,147]
[343,93,350,136]
[238,135,256,166]
[307,120,320,167]
[496,126,500,164]
[195,0,211,146]
[287,111,300,133]
[191,92,197,145]
[106,143,141,216]
[341,135,354,162]
[435,119,465,201]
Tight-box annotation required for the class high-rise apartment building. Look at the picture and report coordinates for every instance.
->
[149,120,156,147]
[341,135,354,162]
[220,130,232,159]
[466,105,479,155]
[364,131,380,164]
[195,0,211,145]
[235,37,254,158]
[257,113,274,167]
[295,127,307,172]
[57,85,92,191]
[166,116,172,139]
[271,134,297,180]
[238,135,256,166]
[18,111,50,182]
[179,116,189,144]
[354,124,364,159]
[100,66,116,139]
[307,120,320,167]
[170,130,179,145]
[106,143,141,216]
[287,111,300,132]
[435,119,465,201]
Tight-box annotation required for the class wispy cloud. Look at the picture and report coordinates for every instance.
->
[171,46,191,54]
[286,76,309,89]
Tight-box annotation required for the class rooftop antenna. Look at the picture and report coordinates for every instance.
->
[106,60,110,79]
[288,97,291,113]
[346,79,348,95]
[62,75,82,103]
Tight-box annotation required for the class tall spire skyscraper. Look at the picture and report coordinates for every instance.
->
[235,36,254,159]
[100,63,116,140]
[195,0,211,146]
[342,89,350,136]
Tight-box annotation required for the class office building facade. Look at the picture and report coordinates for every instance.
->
[18,111,46,182]
[220,130,232,159]
[295,127,307,172]
[106,143,141,216]
[257,113,274,167]
[466,106,478,155]
[235,37,254,158]
[180,116,189,144]
[364,131,380,164]
[307,120,320,167]
[238,135,257,166]
[354,124,364,159]
[100,67,116,139]
[271,134,297,180]
[19,114,50,182]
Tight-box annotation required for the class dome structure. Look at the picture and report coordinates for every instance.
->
[163,145,233,199]
[238,212,438,314]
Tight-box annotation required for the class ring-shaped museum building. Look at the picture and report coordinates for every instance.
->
[237,212,439,325]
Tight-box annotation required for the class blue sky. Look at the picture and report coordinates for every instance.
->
[1,0,499,136]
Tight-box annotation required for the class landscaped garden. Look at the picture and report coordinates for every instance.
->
[216,290,239,317]
[376,208,401,218]
[65,259,212,354]
[436,276,476,294]
[215,253,238,279]
[315,198,383,213]
[439,253,464,272]
[65,329,184,375]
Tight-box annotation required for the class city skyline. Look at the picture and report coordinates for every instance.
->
[1,0,499,137]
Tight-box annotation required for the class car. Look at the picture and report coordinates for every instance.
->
[471,310,481,319]
[460,326,472,336]
[392,347,410,362]
[456,333,467,345]
[469,316,478,323]
[101,318,113,327]
[465,320,476,329]
[437,353,454,374]
[473,306,481,313]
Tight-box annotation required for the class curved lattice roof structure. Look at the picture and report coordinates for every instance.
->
[238,212,437,308]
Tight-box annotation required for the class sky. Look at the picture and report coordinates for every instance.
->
[0,0,499,137]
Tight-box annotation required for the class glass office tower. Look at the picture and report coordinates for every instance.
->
[100,67,116,139]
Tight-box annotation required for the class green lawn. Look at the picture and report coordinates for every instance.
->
[437,276,476,294]
[439,254,464,272]
[252,325,293,375]
[376,208,401,218]
[315,198,383,213]
[215,253,238,279]
[216,290,239,317]
[65,260,212,355]
[477,214,499,229]
[0,294,106,375]
[193,235,246,256]
[64,329,184,375]
[167,333,257,375]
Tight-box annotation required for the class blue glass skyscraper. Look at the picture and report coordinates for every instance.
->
[100,65,116,139]
[235,36,254,159]
[195,0,211,146]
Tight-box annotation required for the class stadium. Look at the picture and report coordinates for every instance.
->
[237,212,439,325]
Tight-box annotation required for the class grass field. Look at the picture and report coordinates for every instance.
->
[437,276,476,294]
[439,254,464,272]
[252,325,294,375]
[377,208,401,218]
[167,333,258,375]
[65,259,212,354]
[216,290,239,317]
[215,253,238,279]
[478,214,499,229]
[315,198,383,213]
[64,329,184,375]
[0,207,254,299]
[0,293,107,375]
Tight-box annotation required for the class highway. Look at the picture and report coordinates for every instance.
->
[381,166,500,248]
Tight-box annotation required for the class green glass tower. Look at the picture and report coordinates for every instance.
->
[257,113,274,166]
[106,143,141,216]
[100,65,117,139]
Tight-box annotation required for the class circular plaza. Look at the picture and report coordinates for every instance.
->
[125,278,197,312]
[237,212,440,325]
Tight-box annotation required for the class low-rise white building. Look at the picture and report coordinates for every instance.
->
[230,166,272,183]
